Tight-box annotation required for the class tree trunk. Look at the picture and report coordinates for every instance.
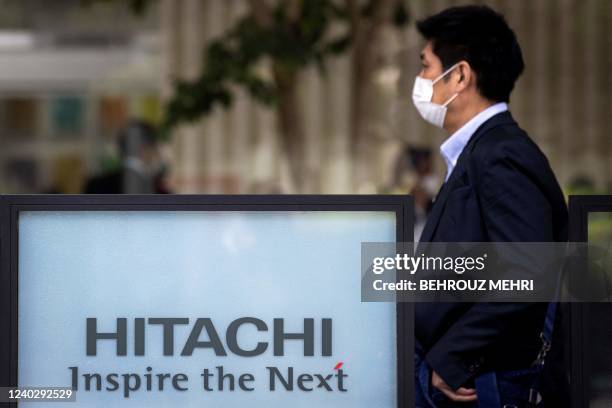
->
[249,0,309,193]
[347,0,396,192]
[274,66,307,193]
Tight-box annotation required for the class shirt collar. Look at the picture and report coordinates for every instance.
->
[440,102,508,180]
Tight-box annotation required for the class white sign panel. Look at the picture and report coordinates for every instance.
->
[17,210,399,407]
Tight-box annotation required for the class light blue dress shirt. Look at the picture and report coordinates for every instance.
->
[440,102,508,181]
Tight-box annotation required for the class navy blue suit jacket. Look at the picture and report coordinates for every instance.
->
[415,111,568,390]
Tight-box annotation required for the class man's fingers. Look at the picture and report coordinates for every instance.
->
[430,370,477,402]
[455,387,477,395]
[440,388,478,402]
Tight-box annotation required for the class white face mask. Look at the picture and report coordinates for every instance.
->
[412,63,460,128]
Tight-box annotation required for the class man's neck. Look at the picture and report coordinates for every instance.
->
[444,98,495,135]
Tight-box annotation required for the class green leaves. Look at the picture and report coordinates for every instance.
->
[161,0,410,138]
[162,1,343,134]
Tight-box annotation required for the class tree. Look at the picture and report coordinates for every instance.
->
[86,0,409,191]
[162,0,409,192]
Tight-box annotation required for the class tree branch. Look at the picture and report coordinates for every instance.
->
[346,0,362,39]
[285,0,301,23]
[248,0,274,28]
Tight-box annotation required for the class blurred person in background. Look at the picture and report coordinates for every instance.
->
[409,147,438,242]
[84,120,170,194]
[388,146,438,241]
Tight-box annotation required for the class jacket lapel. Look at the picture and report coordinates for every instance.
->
[418,111,516,243]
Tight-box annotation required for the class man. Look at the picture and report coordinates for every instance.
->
[84,120,170,194]
[411,6,568,406]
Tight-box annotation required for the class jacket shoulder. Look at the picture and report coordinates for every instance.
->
[469,122,549,174]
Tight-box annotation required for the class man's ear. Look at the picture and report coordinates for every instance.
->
[455,61,472,92]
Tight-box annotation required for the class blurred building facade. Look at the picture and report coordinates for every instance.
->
[0,0,610,195]
[163,0,612,194]
[0,0,161,193]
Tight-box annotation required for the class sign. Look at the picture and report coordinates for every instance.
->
[0,195,412,407]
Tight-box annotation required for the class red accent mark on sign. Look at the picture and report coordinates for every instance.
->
[334,362,343,370]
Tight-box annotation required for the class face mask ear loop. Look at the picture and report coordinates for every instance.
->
[432,62,460,85]
[443,93,459,107]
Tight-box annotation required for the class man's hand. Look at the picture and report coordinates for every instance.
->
[431,370,477,402]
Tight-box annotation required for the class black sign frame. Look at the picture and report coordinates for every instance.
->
[568,195,612,408]
[0,194,413,407]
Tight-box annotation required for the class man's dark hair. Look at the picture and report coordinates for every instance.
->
[417,5,524,103]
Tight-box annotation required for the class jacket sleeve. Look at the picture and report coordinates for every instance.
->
[425,140,556,390]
